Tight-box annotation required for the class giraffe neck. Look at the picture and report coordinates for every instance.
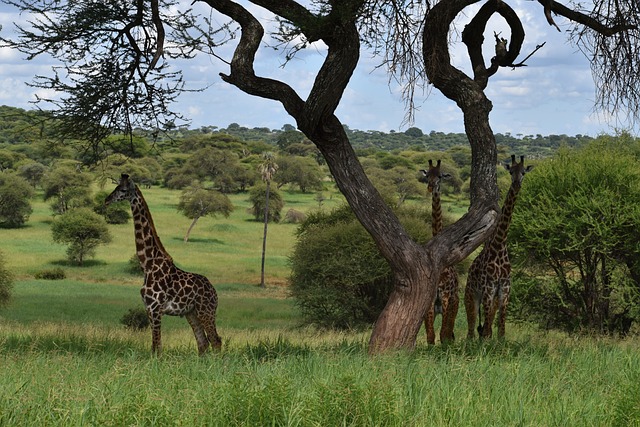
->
[488,183,520,252]
[129,186,173,271]
[431,190,443,236]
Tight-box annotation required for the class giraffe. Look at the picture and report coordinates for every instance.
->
[420,160,459,344]
[105,174,222,355]
[464,155,533,339]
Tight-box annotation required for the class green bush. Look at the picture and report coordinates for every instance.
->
[34,267,66,280]
[127,254,144,275]
[51,208,112,265]
[0,251,14,309]
[0,172,34,228]
[249,184,284,222]
[289,204,432,329]
[120,307,150,330]
[509,135,640,335]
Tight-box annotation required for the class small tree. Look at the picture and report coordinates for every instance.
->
[510,135,640,335]
[0,172,34,228]
[0,251,14,309]
[258,153,278,288]
[177,184,233,242]
[18,162,47,188]
[43,165,93,215]
[51,208,112,266]
[274,155,324,193]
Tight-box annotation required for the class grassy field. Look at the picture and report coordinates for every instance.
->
[1,186,639,426]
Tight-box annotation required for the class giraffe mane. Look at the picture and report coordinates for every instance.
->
[134,184,174,263]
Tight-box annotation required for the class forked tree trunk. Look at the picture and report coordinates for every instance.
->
[213,0,499,352]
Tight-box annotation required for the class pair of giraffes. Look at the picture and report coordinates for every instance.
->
[421,155,533,343]
[105,155,530,355]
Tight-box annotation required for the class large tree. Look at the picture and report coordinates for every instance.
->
[1,0,637,352]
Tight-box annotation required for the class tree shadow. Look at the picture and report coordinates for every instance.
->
[50,259,108,267]
[170,237,225,245]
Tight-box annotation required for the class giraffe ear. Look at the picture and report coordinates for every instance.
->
[525,165,534,172]
[420,169,428,176]
[441,173,452,179]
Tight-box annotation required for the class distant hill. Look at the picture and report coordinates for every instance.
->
[0,105,593,158]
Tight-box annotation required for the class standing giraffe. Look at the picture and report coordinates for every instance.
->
[105,174,222,355]
[464,155,533,339]
[420,160,459,344]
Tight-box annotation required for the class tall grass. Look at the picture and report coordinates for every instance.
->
[2,185,639,426]
[1,322,639,426]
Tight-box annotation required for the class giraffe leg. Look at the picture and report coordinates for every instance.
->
[197,298,222,352]
[424,305,436,345]
[440,290,459,343]
[439,293,451,343]
[464,285,478,339]
[497,281,511,338]
[186,312,210,355]
[481,293,499,339]
[147,310,163,356]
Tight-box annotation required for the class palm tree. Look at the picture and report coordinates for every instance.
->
[259,152,278,288]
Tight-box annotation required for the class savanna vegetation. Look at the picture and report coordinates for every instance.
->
[0,102,639,424]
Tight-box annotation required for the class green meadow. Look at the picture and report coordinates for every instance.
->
[1,187,639,426]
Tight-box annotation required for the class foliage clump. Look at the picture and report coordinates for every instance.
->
[289,205,432,329]
[34,268,66,280]
[249,184,284,223]
[51,208,112,266]
[0,172,34,228]
[120,307,150,330]
[0,251,14,309]
[509,135,640,335]
[93,191,130,224]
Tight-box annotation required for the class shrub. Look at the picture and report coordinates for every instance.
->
[283,209,306,224]
[0,172,34,228]
[0,251,14,309]
[34,268,66,280]
[120,307,150,330]
[509,136,640,335]
[127,254,144,275]
[289,204,432,329]
[51,208,112,265]
[93,191,130,224]
[249,184,284,222]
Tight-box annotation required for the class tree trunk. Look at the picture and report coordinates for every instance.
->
[260,180,270,288]
[184,216,200,243]
[213,0,499,352]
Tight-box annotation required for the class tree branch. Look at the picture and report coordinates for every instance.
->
[540,0,637,35]
[461,0,524,88]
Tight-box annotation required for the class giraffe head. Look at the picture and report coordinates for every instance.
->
[105,173,137,205]
[420,159,451,194]
[504,155,533,189]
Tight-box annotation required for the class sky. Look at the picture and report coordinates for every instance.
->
[0,1,637,137]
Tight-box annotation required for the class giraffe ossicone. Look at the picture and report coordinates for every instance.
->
[106,173,222,355]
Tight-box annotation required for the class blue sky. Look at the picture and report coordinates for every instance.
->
[0,1,636,137]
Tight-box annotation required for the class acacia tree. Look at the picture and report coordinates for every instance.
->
[1,0,638,352]
[177,184,233,242]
